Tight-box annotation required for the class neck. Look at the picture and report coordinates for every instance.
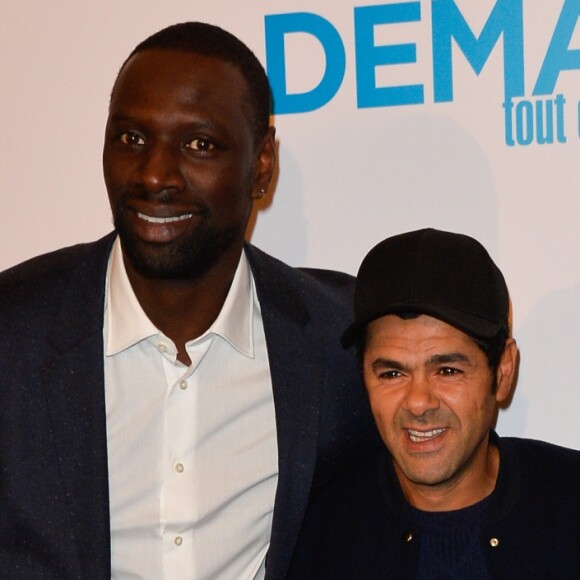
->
[124,247,243,364]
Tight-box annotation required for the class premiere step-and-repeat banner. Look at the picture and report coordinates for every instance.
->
[2,0,579,446]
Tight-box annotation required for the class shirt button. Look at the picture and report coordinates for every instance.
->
[179,380,188,390]
[174,536,183,546]
[158,343,168,353]
[175,462,184,473]
[490,538,499,548]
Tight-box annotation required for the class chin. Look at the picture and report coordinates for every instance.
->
[397,458,455,489]
[116,218,241,281]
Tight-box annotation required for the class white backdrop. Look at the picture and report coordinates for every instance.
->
[2,0,580,447]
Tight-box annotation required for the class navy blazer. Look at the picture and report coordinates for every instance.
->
[288,433,580,578]
[0,233,378,579]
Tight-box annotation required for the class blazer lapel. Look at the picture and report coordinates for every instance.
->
[245,245,324,579]
[40,234,115,578]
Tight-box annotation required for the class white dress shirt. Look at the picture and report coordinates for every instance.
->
[104,238,278,579]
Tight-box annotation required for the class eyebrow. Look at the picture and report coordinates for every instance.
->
[369,352,471,373]
[370,358,409,373]
[426,352,471,366]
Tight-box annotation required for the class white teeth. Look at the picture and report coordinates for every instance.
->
[408,428,445,442]
[137,212,193,224]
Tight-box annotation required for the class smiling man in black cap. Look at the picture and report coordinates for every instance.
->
[288,228,580,579]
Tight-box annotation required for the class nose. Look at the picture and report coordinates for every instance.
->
[401,376,439,417]
[138,142,186,194]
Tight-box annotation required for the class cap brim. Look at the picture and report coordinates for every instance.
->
[341,302,505,349]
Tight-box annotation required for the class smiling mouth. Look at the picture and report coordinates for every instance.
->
[137,212,194,224]
[407,428,446,443]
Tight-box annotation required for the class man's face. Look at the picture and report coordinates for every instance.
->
[103,49,274,280]
[363,314,514,508]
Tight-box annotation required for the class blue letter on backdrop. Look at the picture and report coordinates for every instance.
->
[432,0,524,102]
[354,2,424,108]
[265,13,346,114]
[534,0,580,95]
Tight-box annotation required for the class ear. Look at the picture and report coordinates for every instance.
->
[495,338,518,404]
[252,126,276,199]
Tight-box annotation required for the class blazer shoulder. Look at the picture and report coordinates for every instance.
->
[0,233,115,292]
[498,435,580,515]
[291,266,355,311]
[298,267,355,290]
[0,234,115,333]
[502,436,580,475]
[244,244,355,312]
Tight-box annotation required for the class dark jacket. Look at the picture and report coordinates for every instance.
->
[288,431,580,579]
[0,232,379,579]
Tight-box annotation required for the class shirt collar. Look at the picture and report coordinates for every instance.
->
[105,237,256,358]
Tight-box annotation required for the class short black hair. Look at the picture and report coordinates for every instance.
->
[114,22,272,145]
[354,312,509,377]
[471,328,509,373]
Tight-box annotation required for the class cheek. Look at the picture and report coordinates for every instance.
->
[184,161,253,197]
[368,389,398,436]
[102,163,121,204]
[441,389,496,427]
[475,394,498,422]
[103,150,133,188]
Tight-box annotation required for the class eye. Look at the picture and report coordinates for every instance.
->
[438,367,461,377]
[119,132,145,146]
[185,138,215,152]
[379,370,403,380]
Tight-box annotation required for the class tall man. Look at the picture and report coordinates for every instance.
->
[289,228,580,578]
[0,22,377,579]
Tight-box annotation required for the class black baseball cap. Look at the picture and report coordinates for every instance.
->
[342,228,509,348]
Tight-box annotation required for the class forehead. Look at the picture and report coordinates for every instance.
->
[110,49,251,118]
[365,314,481,358]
